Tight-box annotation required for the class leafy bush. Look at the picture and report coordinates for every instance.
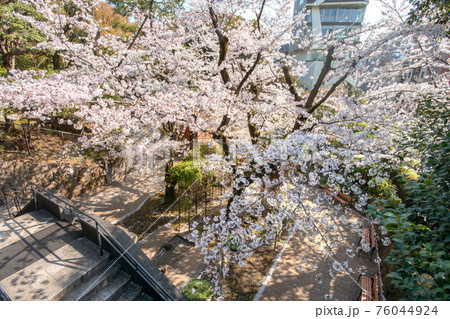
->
[367,179,399,203]
[367,96,449,300]
[199,143,222,156]
[182,279,213,301]
[168,158,202,190]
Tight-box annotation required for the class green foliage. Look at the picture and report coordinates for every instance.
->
[0,1,46,69]
[15,52,53,70]
[368,179,399,204]
[367,96,450,300]
[168,157,217,193]
[226,235,238,252]
[168,158,202,190]
[199,143,222,157]
[107,0,184,21]
[409,0,450,36]
[182,279,213,301]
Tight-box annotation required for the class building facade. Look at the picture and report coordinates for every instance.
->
[290,0,369,89]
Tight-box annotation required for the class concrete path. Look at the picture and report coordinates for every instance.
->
[163,245,205,290]
[0,205,10,222]
[139,224,205,291]
[257,195,377,301]
[139,225,178,259]
[71,172,164,224]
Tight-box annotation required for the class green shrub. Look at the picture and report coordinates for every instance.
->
[199,143,222,156]
[366,96,450,300]
[168,159,201,190]
[182,279,213,301]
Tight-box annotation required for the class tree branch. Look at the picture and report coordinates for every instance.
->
[304,46,335,111]
[235,52,261,95]
[307,71,350,114]
[292,46,335,131]
[209,6,229,67]
[116,0,154,68]
[256,0,266,32]
[282,65,301,101]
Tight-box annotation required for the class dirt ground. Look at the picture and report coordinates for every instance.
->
[1,128,82,164]
[220,233,288,301]
[122,187,288,300]
[152,234,195,270]
[118,195,177,236]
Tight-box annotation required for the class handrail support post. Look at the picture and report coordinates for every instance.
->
[96,222,103,256]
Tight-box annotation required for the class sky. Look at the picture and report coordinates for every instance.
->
[365,0,385,24]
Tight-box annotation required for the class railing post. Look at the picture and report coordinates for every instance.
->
[2,188,12,219]
[96,222,103,256]
[22,125,31,155]
[31,185,38,211]
[14,196,21,217]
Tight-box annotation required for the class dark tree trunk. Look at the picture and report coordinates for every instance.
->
[164,148,176,202]
[53,52,63,70]
[2,54,15,71]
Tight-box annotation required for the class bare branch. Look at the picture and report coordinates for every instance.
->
[117,0,154,68]
[235,52,262,95]
[282,65,301,101]
[256,0,266,32]
[209,6,229,67]
[307,71,350,113]
[304,46,335,111]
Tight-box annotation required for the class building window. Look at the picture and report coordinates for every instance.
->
[419,68,427,80]
[406,70,413,82]
[319,8,366,23]
[322,25,334,35]
[305,9,312,22]
[356,8,365,22]
[337,8,345,22]
[344,8,352,22]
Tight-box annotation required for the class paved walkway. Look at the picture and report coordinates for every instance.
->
[0,205,11,222]
[71,172,165,224]
[257,195,377,301]
[139,224,205,290]
[69,170,205,292]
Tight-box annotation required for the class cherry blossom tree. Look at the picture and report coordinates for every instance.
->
[0,0,448,299]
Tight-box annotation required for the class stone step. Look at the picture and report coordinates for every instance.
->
[88,271,131,301]
[136,292,154,301]
[62,261,121,301]
[0,237,110,301]
[0,217,83,282]
[0,209,57,250]
[115,282,142,301]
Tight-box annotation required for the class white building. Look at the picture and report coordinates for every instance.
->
[289,0,369,89]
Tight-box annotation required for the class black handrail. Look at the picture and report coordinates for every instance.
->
[29,182,175,301]
[0,284,11,301]
[2,186,30,219]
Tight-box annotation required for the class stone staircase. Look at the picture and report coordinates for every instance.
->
[0,209,154,301]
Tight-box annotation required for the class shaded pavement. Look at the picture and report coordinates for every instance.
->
[71,173,164,224]
[257,195,378,301]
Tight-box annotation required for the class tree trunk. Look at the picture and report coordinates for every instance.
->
[164,148,176,202]
[2,54,15,71]
[53,52,63,70]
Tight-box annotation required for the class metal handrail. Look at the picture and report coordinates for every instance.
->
[0,284,11,301]
[2,186,30,219]
[29,182,175,301]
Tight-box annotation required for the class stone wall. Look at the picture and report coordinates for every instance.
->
[0,157,128,204]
